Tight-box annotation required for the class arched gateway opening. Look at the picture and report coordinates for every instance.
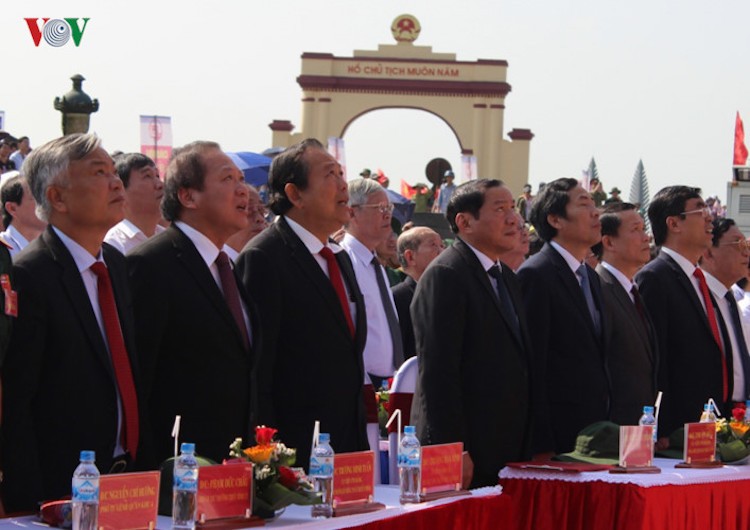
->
[269,14,534,192]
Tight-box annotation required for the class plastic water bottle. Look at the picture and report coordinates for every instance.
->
[398,425,421,504]
[72,450,100,530]
[638,405,657,444]
[309,433,335,518]
[699,403,717,423]
[745,400,750,423]
[173,442,199,530]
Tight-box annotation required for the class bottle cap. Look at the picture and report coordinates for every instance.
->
[181,442,196,453]
[642,406,654,414]
[80,450,95,461]
[703,403,711,411]
[404,425,416,435]
[318,433,330,444]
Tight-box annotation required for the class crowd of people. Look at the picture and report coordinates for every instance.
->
[0,131,746,513]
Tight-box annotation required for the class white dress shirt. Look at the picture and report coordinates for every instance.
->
[341,232,397,378]
[601,261,636,303]
[661,246,706,312]
[104,219,165,255]
[0,224,29,258]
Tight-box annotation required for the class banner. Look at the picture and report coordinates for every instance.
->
[461,155,477,181]
[327,137,347,179]
[139,115,172,179]
[734,111,748,166]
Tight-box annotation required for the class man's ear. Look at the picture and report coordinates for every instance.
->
[177,187,198,210]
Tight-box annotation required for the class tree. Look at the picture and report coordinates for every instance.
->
[629,159,651,234]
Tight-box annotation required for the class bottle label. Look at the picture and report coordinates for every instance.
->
[398,447,421,468]
[174,468,198,492]
[72,477,99,502]
[309,456,334,477]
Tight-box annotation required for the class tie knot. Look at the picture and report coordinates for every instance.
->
[488,264,502,280]
[216,250,231,268]
[319,246,335,261]
[371,256,382,268]
[90,261,107,278]
[693,267,706,282]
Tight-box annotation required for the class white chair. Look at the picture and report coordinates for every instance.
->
[387,357,419,484]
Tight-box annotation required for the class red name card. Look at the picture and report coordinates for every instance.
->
[99,471,160,530]
[197,464,254,521]
[684,422,717,464]
[420,442,463,494]
[333,451,375,507]
[619,425,654,468]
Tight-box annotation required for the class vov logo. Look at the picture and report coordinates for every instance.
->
[24,18,90,47]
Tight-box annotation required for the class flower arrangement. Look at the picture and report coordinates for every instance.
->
[716,404,750,463]
[228,426,320,516]
[376,387,390,438]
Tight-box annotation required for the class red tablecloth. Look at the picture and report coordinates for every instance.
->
[500,476,750,530]
[355,493,513,530]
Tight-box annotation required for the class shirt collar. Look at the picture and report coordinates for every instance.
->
[7,224,29,248]
[550,240,584,276]
[702,269,729,299]
[284,216,344,255]
[174,220,221,269]
[661,246,698,279]
[462,238,500,273]
[342,232,376,263]
[51,225,103,272]
[601,261,634,293]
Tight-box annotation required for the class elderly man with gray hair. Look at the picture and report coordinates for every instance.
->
[1,133,144,512]
[341,178,403,389]
[392,226,444,361]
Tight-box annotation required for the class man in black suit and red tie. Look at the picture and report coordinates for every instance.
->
[2,134,145,512]
[517,177,610,455]
[128,141,259,465]
[411,179,532,488]
[236,139,368,467]
[594,202,657,425]
[635,186,731,448]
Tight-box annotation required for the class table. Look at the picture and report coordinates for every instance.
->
[0,485,510,530]
[499,457,750,530]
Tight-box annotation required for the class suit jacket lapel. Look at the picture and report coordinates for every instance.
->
[277,218,356,341]
[170,226,248,350]
[45,228,114,380]
[658,252,715,337]
[454,239,524,349]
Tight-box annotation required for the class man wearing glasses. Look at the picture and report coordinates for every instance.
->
[636,186,730,449]
[700,218,750,407]
[341,178,402,389]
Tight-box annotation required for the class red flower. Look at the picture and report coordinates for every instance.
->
[278,466,298,489]
[732,407,746,422]
[387,377,394,390]
[255,425,278,446]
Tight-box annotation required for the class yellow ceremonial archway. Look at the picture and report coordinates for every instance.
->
[269,14,533,192]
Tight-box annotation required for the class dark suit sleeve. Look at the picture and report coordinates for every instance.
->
[127,252,168,401]
[411,264,467,443]
[1,265,46,510]
[516,265,554,453]
[236,246,282,428]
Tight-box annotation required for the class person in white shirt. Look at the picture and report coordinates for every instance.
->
[0,173,46,257]
[104,153,165,255]
[9,136,31,171]
[341,177,402,390]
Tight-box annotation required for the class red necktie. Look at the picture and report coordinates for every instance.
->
[90,262,140,458]
[693,268,728,402]
[320,247,355,337]
[216,251,251,351]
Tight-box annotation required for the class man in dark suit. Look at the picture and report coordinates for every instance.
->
[128,141,258,464]
[517,177,609,455]
[236,139,368,467]
[411,179,532,488]
[701,218,750,408]
[635,186,730,446]
[1,134,144,512]
[594,202,657,425]
[392,227,444,360]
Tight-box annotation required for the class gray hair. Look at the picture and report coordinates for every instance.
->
[23,133,102,221]
[348,177,385,206]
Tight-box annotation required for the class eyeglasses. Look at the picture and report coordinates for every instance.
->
[353,202,394,215]
[679,207,712,219]
[720,239,750,252]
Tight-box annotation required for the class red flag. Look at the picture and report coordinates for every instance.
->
[734,111,748,165]
[401,179,417,199]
